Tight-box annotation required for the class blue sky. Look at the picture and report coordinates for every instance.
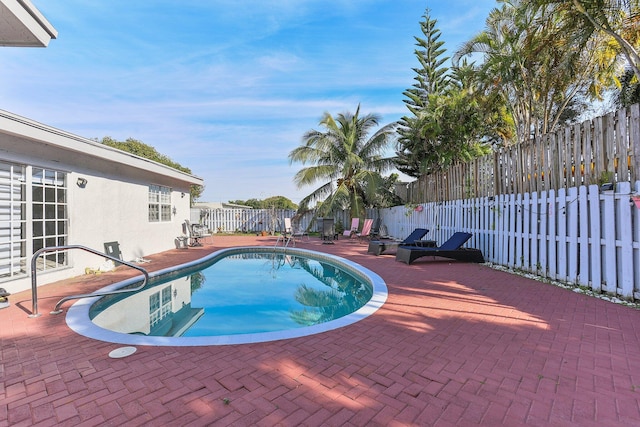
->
[1,0,497,204]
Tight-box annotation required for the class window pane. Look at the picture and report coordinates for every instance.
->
[32,187,43,202]
[33,222,43,237]
[0,183,9,201]
[33,204,43,219]
[45,187,55,202]
[149,293,159,311]
[45,204,55,219]
[54,172,65,187]
[44,170,56,185]
[148,204,159,222]
[17,183,26,201]
[162,286,171,304]
[160,205,171,221]
[32,168,43,183]
[16,205,24,220]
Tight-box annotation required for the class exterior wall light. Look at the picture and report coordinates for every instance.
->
[76,177,88,188]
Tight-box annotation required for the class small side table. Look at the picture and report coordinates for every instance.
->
[367,239,437,255]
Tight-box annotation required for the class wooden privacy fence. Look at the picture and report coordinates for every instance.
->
[382,180,640,300]
[407,103,640,203]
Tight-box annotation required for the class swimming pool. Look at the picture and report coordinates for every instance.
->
[66,247,387,346]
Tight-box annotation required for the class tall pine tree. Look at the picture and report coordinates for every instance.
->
[395,10,450,178]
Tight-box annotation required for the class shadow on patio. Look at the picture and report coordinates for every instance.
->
[2,235,640,425]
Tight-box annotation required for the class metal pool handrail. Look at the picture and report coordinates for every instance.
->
[30,245,149,318]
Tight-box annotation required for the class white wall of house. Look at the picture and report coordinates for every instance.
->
[67,172,192,267]
[0,110,202,295]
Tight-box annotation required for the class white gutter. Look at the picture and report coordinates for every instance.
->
[17,0,57,39]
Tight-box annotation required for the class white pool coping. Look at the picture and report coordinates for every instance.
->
[66,246,388,346]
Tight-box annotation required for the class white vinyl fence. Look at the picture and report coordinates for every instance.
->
[192,208,297,234]
[192,180,640,299]
[381,181,640,299]
[192,208,371,235]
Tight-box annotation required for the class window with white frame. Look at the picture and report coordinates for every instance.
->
[32,168,68,272]
[148,184,172,222]
[0,162,27,279]
[0,163,68,279]
[149,285,172,328]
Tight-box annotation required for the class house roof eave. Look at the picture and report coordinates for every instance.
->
[0,109,204,186]
[0,0,57,47]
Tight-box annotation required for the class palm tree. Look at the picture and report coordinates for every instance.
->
[289,261,373,326]
[288,105,397,220]
[532,0,640,81]
[454,0,617,143]
[616,67,640,106]
[527,0,640,108]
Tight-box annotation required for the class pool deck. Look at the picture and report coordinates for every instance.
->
[2,235,640,426]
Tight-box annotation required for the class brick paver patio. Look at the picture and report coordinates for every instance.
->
[2,235,640,426]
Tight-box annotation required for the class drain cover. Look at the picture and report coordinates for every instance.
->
[108,346,137,358]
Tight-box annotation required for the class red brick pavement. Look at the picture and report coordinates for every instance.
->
[2,235,640,426]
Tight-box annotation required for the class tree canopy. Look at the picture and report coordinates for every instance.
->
[229,196,298,209]
[396,1,639,182]
[99,136,204,202]
[395,10,510,178]
[454,0,636,142]
[530,0,640,108]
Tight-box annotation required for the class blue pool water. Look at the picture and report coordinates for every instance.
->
[66,247,387,346]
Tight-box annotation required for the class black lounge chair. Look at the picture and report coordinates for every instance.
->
[367,228,430,255]
[395,232,484,264]
[370,218,382,239]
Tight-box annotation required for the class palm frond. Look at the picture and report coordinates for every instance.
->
[288,105,397,211]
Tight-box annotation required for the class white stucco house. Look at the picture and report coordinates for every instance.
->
[0,0,204,294]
